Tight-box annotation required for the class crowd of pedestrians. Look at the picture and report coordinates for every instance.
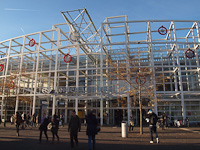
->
[4,109,192,149]
[8,110,99,150]
[3,109,160,148]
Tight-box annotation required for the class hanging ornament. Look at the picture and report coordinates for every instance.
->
[185,49,195,58]
[29,38,36,47]
[63,53,72,63]
[158,25,167,35]
[0,64,4,72]
[69,31,81,42]
[9,81,15,89]
[136,74,146,86]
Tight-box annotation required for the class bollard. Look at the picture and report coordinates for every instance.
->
[121,121,128,138]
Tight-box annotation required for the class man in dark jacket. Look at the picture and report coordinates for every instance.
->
[51,114,60,143]
[68,110,81,148]
[86,110,98,150]
[39,113,49,143]
[146,110,159,144]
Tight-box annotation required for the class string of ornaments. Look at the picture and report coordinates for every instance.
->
[158,25,195,58]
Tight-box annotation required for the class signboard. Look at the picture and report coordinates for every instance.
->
[41,86,116,94]
[41,100,48,118]
[69,31,81,42]
[42,88,52,94]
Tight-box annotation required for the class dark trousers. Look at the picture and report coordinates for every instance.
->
[52,130,59,142]
[162,120,166,130]
[16,124,20,136]
[129,124,134,131]
[70,130,78,148]
[88,135,96,150]
[39,129,48,142]
[149,125,158,141]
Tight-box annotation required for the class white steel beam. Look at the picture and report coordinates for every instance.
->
[52,29,61,116]
[32,33,42,115]
[15,35,26,113]
[172,22,186,122]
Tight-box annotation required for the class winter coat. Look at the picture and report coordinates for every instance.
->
[14,114,22,125]
[39,117,49,131]
[51,116,59,133]
[68,115,81,132]
[146,112,158,126]
[86,114,98,136]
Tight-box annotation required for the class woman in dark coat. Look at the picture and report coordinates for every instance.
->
[14,112,22,136]
[86,111,98,150]
[39,113,49,143]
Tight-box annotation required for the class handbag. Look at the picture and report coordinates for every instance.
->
[96,126,101,133]
[130,121,134,126]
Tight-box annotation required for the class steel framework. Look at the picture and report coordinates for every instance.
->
[0,8,200,125]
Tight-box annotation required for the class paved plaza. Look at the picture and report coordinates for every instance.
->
[0,124,200,150]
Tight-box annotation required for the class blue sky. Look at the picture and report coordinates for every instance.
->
[0,0,200,41]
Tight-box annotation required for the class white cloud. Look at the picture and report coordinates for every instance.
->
[20,27,25,34]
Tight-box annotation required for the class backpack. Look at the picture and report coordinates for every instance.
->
[150,113,158,125]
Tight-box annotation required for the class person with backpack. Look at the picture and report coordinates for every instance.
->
[146,110,159,144]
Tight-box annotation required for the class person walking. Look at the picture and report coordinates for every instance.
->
[60,114,64,127]
[162,113,167,130]
[185,117,189,127]
[146,110,159,144]
[39,113,49,143]
[21,112,26,129]
[32,113,36,127]
[68,110,81,149]
[86,110,98,150]
[14,112,22,136]
[10,114,14,125]
[36,114,40,127]
[129,115,134,131]
[51,114,59,144]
